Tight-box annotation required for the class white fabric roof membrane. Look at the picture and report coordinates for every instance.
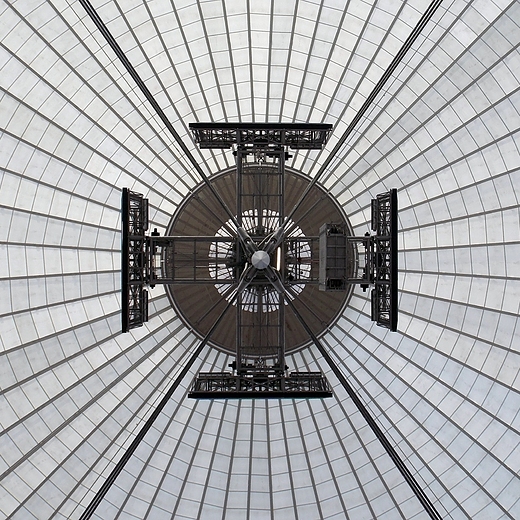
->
[0,0,519,518]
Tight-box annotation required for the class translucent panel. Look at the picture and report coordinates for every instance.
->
[1,0,519,519]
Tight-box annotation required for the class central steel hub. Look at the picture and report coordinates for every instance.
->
[165,167,353,354]
[251,250,270,270]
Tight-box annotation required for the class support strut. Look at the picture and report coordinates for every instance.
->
[284,295,442,520]
[78,0,239,230]
[282,0,444,233]
[80,295,237,520]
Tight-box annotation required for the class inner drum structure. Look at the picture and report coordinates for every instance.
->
[165,167,355,355]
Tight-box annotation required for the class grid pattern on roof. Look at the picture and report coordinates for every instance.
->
[0,0,519,519]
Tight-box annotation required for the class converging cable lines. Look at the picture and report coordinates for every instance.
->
[77,0,240,230]
[78,295,237,519]
[283,0,444,228]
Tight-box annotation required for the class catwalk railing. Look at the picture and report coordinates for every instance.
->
[318,188,398,331]
[188,371,332,399]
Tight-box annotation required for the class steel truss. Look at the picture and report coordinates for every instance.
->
[122,127,397,397]
[319,189,398,331]
[190,122,332,150]
[122,124,339,397]
[188,371,332,399]
[121,188,149,332]
[371,189,398,331]
[187,123,333,399]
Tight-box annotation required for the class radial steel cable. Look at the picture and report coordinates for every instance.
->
[283,293,443,520]
[77,0,240,230]
[79,294,237,520]
[283,0,444,228]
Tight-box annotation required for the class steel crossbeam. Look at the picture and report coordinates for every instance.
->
[188,371,332,399]
[190,122,332,150]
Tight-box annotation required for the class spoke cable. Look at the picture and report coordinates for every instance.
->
[79,294,237,519]
[282,0,444,230]
[283,293,443,520]
[77,0,239,229]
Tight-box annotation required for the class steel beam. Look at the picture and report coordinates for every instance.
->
[283,294,442,520]
[190,123,332,150]
[80,293,237,520]
[188,371,332,399]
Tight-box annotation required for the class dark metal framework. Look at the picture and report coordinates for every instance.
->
[286,236,320,284]
[190,122,332,150]
[188,123,334,398]
[189,371,332,399]
[82,0,444,512]
[318,189,398,331]
[371,189,399,331]
[155,236,237,284]
[121,123,339,399]
[121,188,149,332]
[122,127,398,396]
